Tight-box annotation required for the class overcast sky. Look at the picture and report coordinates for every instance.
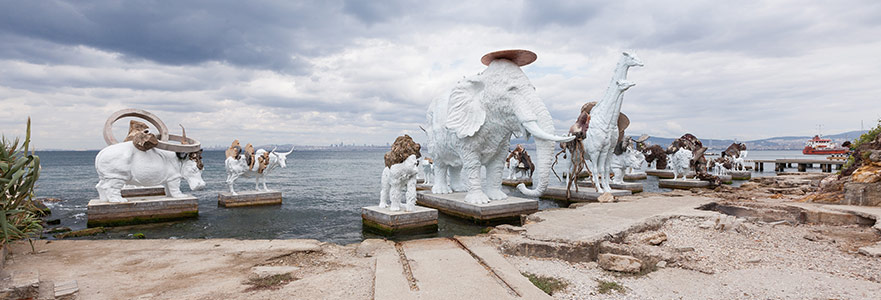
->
[1,0,880,150]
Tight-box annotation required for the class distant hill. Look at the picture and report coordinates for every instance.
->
[507,130,867,151]
[641,130,867,150]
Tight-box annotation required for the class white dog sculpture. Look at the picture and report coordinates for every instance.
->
[225,146,293,195]
[419,157,433,185]
[669,148,693,180]
[379,155,420,212]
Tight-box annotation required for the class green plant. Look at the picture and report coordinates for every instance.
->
[522,272,569,295]
[842,119,881,171]
[133,233,145,239]
[596,279,626,294]
[0,118,43,250]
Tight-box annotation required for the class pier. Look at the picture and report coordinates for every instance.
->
[747,158,844,173]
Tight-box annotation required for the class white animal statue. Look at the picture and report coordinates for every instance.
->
[426,49,574,204]
[379,155,420,212]
[225,147,294,194]
[506,156,531,180]
[583,51,643,193]
[95,143,206,203]
[733,156,746,171]
[713,161,730,176]
[419,157,433,185]
[669,148,693,180]
[610,147,644,184]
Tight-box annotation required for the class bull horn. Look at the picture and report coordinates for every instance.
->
[271,146,278,153]
[283,146,294,155]
[179,124,188,145]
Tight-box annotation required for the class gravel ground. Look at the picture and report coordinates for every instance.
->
[505,216,881,299]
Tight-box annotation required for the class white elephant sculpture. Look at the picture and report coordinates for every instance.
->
[225,147,293,195]
[669,148,693,180]
[610,146,644,184]
[379,155,420,212]
[426,49,574,204]
[583,51,643,193]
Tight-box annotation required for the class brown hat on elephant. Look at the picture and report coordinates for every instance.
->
[123,120,159,151]
[384,135,421,168]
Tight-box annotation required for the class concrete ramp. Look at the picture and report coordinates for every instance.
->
[373,237,551,300]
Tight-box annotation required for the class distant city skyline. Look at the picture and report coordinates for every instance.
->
[1,1,880,150]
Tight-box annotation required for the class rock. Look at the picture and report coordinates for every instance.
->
[44,227,71,234]
[597,253,642,273]
[656,260,667,268]
[868,150,881,162]
[53,227,105,239]
[489,224,526,235]
[597,192,615,203]
[713,215,744,231]
[852,163,881,183]
[46,219,61,225]
[844,182,881,206]
[746,258,762,263]
[644,232,667,246]
[698,220,713,229]
[803,233,824,242]
[355,239,389,258]
[858,243,881,257]
[675,247,695,253]
[251,266,300,277]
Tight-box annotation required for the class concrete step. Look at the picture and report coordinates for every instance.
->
[373,237,551,299]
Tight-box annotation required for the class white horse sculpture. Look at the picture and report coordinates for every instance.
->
[583,51,643,193]
[225,147,293,194]
[419,157,433,185]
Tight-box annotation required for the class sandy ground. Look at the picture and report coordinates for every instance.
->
[4,239,375,299]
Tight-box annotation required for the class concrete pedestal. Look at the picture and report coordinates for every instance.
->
[729,170,751,180]
[121,186,166,198]
[361,205,438,235]
[218,190,282,208]
[502,179,532,187]
[718,175,733,184]
[87,195,198,227]
[578,180,644,193]
[540,186,632,202]
[416,183,433,191]
[416,192,538,224]
[646,169,695,179]
[624,172,647,181]
[658,179,710,189]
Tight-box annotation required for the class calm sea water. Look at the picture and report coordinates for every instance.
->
[33,149,814,244]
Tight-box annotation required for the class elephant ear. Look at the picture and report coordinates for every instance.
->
[445,79,486,139]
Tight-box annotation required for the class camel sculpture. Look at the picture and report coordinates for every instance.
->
[583,51,643,193]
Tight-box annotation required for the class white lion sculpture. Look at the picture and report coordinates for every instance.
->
[379,135,422,212]
[610,146,644,184]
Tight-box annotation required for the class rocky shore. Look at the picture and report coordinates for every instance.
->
[3,173,880,299]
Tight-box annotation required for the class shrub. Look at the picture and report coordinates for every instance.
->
[522,272,568,295]
[0,118,43,249]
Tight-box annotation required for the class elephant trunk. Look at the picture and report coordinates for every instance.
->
[516,97,565,197]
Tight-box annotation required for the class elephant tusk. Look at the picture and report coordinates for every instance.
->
[522,121,575,142]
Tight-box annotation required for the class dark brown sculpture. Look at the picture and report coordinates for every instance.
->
[722,142,747,158]
[384,134,422,168]
[643,144,669,170]
[507,144,535,178]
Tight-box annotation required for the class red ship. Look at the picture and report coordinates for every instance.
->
[802,135,848,155]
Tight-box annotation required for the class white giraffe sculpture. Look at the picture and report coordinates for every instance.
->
[583,51,643,193]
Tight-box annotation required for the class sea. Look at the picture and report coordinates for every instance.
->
[34,149,819,244]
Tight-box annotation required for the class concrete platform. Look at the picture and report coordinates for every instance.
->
[416,183,433,191]
[729,170,751,180]
[218,190,282,207]
[658,179,710,189]
[501,179,532,187]
[578,180,644,192]
[718,174,733,184]
[541,186,632,202]
[361,205,438,235]
[416,192,538,224]
[624,172,647,181]
[120,186,166,198]
[646,169,695,179]
[87,195,198,227]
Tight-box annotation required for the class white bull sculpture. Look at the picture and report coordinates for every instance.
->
[95,109,206,203]
[225,147,293,194]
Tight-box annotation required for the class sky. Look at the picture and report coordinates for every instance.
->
[1,0,880,150]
